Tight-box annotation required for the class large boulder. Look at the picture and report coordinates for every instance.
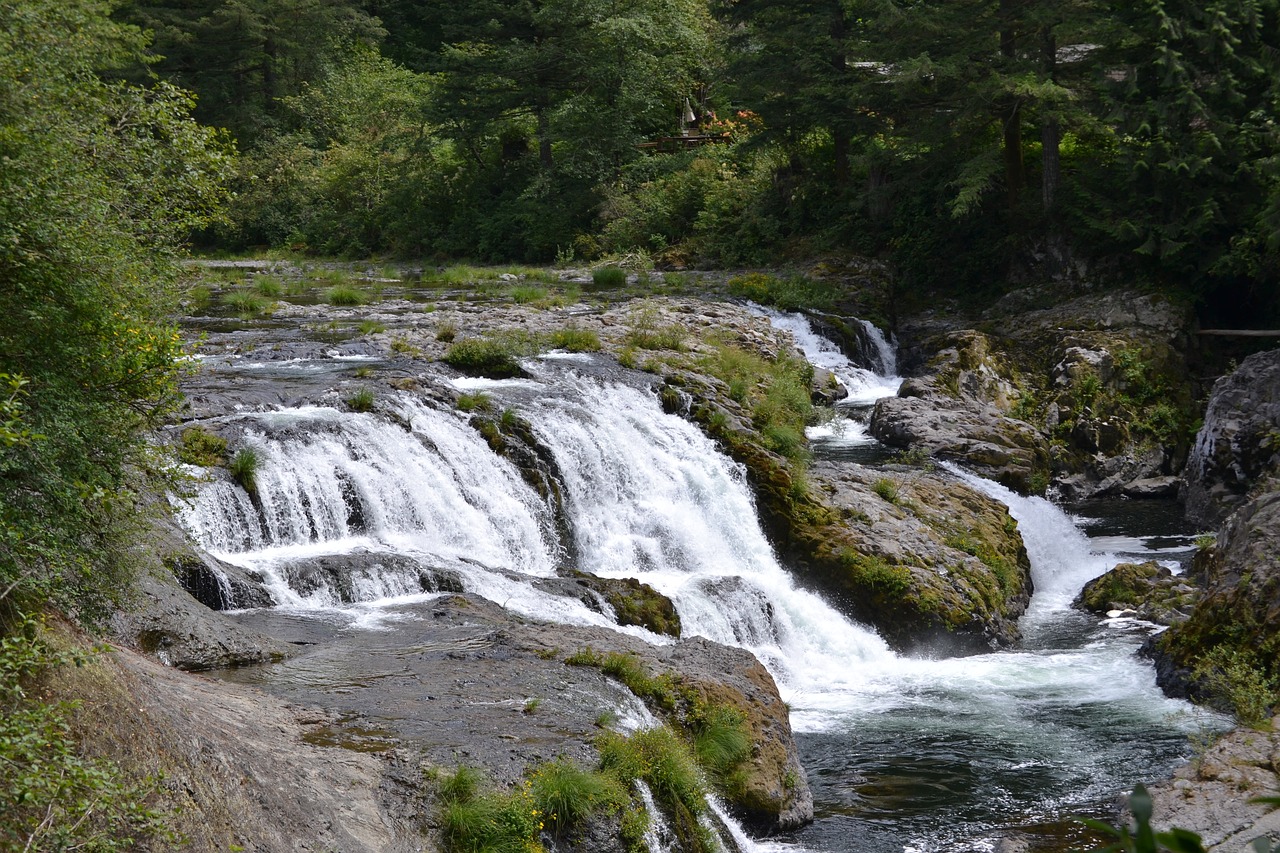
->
[1073,560,1200,626]
[1182,349,1280,527]
[883,289,1196,500]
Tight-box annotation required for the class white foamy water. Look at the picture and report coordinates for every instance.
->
[751,305,902,404]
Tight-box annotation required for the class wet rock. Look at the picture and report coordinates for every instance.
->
[545,573,682,637]
[1182,349,1280,527]
[1074,560,1200,626]
[109,569,288,671]
[282,552,465,603]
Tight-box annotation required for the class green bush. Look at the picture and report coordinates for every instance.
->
[1192,646,1278,727]
[872,477,900,504]
[0,616,176,851]
[178,426,227,467]
[726,272,839,312]
[444,339,523,378]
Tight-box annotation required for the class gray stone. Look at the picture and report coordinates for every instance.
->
[1183,349,1280,527]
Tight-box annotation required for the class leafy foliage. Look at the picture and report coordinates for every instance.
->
[0,0,232,614]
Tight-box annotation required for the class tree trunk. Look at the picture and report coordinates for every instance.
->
[830,3,850,187]
[536,107,553,170]
[999,1,1024,208]
[1040,29,1061,213]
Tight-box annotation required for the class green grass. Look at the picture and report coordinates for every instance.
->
[253,275,283,297]
[358,320,385,335]
[455,392,492,413]
[437,766,540,853]
[550,327,601,352]
[528,759,624,837]
[872,477,900,504]
[326,284,368,306]
[510,285,547,304]
[726,272,840,311]
[696,343,813,461]
[228,447,261,493]
[436,320,458,342]
[591,266,627,289]
[444,338,523,378]
[346,387,376,412]
[222,291,269,315]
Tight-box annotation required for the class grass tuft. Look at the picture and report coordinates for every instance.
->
[228,447,261,493]
[326,284,368,306]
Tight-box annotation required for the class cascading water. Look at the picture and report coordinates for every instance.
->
[751,306,901,451]
[177,314,1217,852]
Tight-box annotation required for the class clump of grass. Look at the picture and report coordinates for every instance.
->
[599,727,713,852]
[625,306,685,351]
[436,320,458,343]
[566,648,678,711]
[326,284,368,306]
[353,366,373,378]
[455,392,492,413]
[223,291,268,315]
[550,326,601,352]
[697,344,813,461]
[522,697,541,715]
[529,759,624,838]
[872,477,900,504]
[691,706,751,786]
[185,282,214,309]
[346,387,376,412]
[358,320,385,335]
[253,275,283,297]
[510,285,547,304]
[389,337,421,357]
[445,338,523,378]
[436,766,541,853]
[228,447,261,493]
[591,266,627,289]
[178,426,227,466]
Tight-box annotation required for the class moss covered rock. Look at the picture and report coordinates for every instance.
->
[1074,560,1200,625]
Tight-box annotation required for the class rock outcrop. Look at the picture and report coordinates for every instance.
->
[1182,349,1280,527]
[1074,560,1200,626]
[874,287,1196,499]
[1142,718,1280,852]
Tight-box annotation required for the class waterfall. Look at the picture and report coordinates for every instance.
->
[520,373,895,687]
[750,306,901,406]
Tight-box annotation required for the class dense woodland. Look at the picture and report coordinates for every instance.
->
[105,0,1280,325]
[0,0,1279,847]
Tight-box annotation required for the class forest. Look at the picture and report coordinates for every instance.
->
[111,0,1280,325]
[1,0,1280,849]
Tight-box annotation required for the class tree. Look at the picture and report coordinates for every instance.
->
[115,0,385,143]
[0,0,233,613]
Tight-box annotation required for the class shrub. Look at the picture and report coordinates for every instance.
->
[228,447,261,494]
[550,327,601,352]
[591,266,627,289]
[726,272,839,311]
[178,426,227,467]
[872,477,900,504]
[326,284,368,306]
[1192,646,1278,727]
[0,616,176,851]
[346,387,376,412]
[444,339,522,378]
